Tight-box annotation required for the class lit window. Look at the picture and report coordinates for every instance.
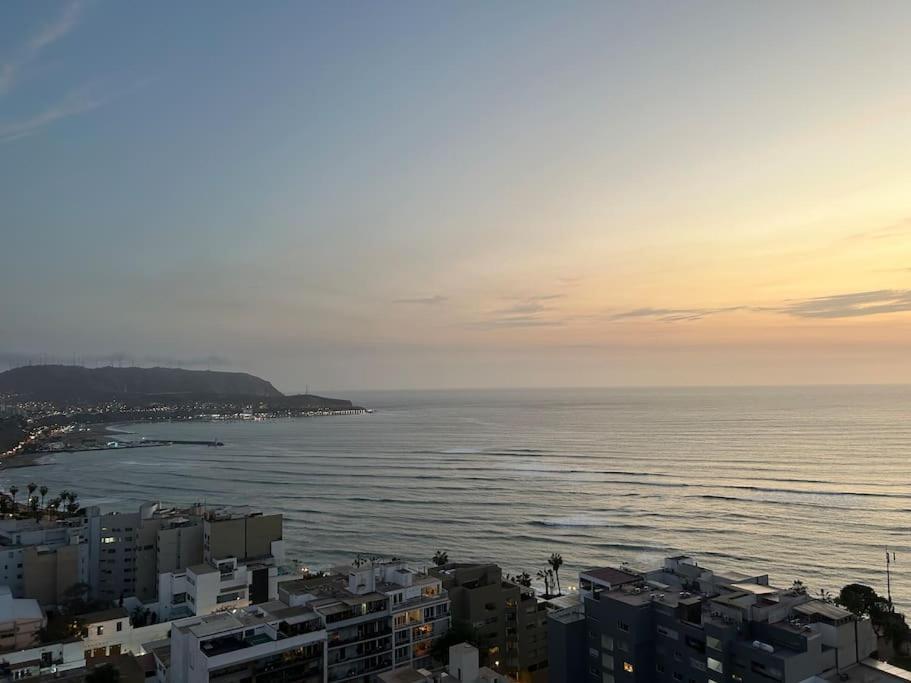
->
[623,662,634,673]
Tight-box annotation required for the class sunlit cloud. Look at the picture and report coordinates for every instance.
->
[611,306,747,323]
[778,290,911,319]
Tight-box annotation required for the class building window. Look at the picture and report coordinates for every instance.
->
[707,635,722,650]
[617,621,630,632]
[116,622,123,632]
[673,674,683,681]
[601,635,614,651]
[656,663,665,673]
[602,654,613,670]
[96,625,104,636]
[657,625,679,640]
[708,657,723,674]
[623,662,634,673]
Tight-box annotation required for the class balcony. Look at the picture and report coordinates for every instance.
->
[328,655,393,682]
[328,626,392,649]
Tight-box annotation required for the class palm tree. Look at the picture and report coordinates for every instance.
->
[66,497,80,514]
[537,569,551,597]
[9,485,18,507]
[48,497,62,519]
[548,553,564,596]
[59,489,72,503]
[39,485,48,508]
[432,550,449,567]
[516,571,532,588]
[27,483,37,501]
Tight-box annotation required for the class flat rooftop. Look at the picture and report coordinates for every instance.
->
[794,600,853,622]
[187,563,220,576]
[80,607,129,623]
[581,566,640,586]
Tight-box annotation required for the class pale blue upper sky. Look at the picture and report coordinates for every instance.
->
[3,1,911,390]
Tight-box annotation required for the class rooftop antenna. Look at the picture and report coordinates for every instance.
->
[886,549,896,610]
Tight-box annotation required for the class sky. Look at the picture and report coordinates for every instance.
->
[1,1,911,391]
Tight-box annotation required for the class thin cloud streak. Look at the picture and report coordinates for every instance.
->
[845,218,911,242]
[778,290,911,319]
[0,1,84,95]
[0,89,105,143]
[610,290,911,323]
[394,295,448,305]
[611,306,747,322]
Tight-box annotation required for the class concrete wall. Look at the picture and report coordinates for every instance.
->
[205,518,245,562]
[245,514,282,559]
[157,523,203,575]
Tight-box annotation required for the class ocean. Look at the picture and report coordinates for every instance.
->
[4,386,910,603]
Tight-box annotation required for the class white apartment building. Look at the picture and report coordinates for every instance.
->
[158,556,278,621]
[164,603,327,683]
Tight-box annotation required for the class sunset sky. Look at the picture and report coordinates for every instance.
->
[2,1,911,390]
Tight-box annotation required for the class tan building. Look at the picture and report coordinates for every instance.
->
[0,517,89,607]
[0,585,44,653]
[203,510,283,563]
[435,563,548,683]
[22,543,84,606]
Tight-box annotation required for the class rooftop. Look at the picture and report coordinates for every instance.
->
[187,563,220,576]
[80,607,129,624]
[794,599,854,623]
[581,566,640,587]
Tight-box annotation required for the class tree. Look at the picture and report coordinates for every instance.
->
[516,571,532,588]
[39,485,48,508]
[86,664,121,683]
[838,584,879,617]
[432,550,449,567]
[9,485,18,507]
[27,482,37,500]
[61,582,92,616]
[48,497,61,518]
[548,553,564,596]
[537,569,551,597]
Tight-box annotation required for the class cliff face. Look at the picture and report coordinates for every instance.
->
[0,365,283,403]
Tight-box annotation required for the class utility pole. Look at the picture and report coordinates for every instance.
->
[886,548,896,610]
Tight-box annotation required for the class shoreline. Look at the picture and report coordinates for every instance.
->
[1,409,370,470]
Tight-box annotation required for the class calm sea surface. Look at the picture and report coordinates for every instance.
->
[4,386,911,602]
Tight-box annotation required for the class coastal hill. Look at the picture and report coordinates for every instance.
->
[0,365,354,410]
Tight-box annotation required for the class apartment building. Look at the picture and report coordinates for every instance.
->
[0,586,43,653]
[434,563,547,682]
[158,555,279,620]
[164,602,327,683]
[84,503,284,604]
[547,555,878,683]
[279,561,451,682]
[378,643,509,683]
[0,517,89,605]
